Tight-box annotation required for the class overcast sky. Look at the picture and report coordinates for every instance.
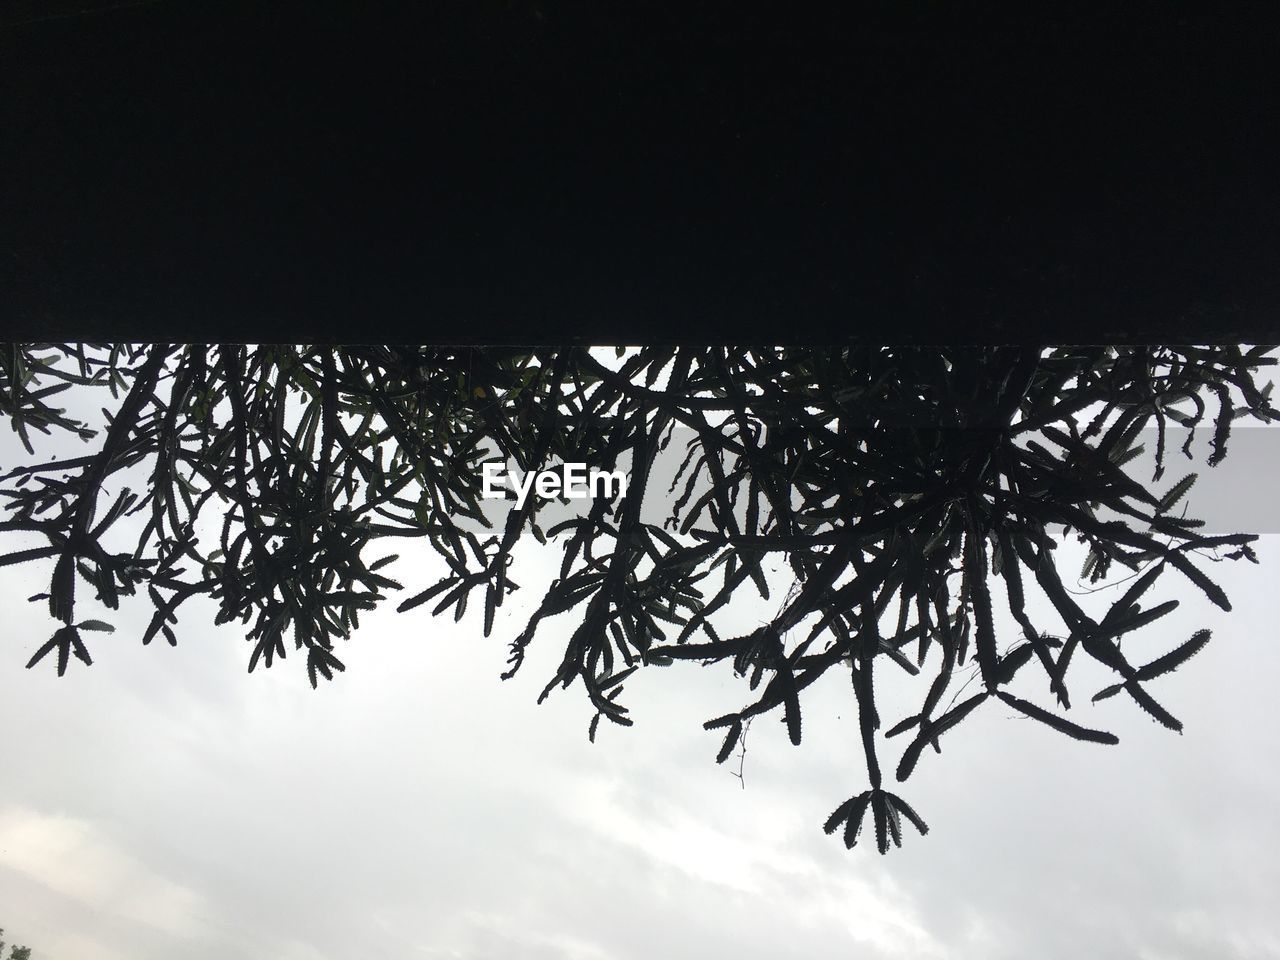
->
[2,367,1279,959]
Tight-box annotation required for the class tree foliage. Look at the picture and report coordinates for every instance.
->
[0,926,34,960]
[2,343,1275,853]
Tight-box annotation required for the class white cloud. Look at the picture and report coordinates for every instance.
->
[0,806,207,941]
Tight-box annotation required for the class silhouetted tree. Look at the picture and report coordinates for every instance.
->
[1,343,1274,853]
[0,926,33,960]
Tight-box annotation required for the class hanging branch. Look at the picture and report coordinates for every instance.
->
[1,342,1275,852]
